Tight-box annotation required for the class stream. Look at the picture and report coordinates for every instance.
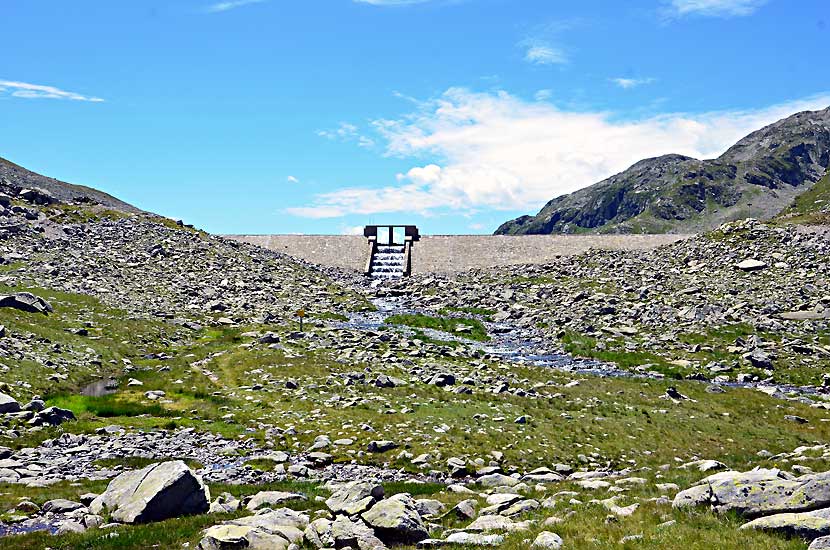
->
[338,292,828,402]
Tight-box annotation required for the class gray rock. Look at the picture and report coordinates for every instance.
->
[209,492,241,514]
[0,392,21,414]
[741,512,830,539]
[532,531,564,549]
[42,499,85,513]
[466,515,519,532]
[367,440,399,453]
[478,473,519,488]
[56,521,86,535]
[415,498,446,518]
[326,480,384,515]
[443,499,477,521]
[736,259,767,271]
[304,517,334,548]
[674,469,830,518]
[28,406,76,426]
[0,292,53,314]
[500,499,539,517]
[90,460,210,523]
[331,514,389,550]
[445,532,504,546]
[361,493,429,543]
[199,508,308,549]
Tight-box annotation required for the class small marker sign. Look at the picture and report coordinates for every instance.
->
[296,308,306,331]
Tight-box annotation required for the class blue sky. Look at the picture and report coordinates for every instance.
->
[2,0,828,235]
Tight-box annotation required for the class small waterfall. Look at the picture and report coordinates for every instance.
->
[370,244,406,279]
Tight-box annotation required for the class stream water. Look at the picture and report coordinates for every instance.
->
[338,294,826,401]
[340,296,631,376]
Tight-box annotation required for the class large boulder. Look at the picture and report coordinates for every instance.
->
[674,469,830,518]
[326,480,384,515]
[0,292,53,314]
[90,461,210,523]
[741,512,830,540]
[0,392,21,414]
[361,493,428,544]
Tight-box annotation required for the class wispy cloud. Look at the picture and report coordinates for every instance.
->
[317,122,375,148]
[287,176,300,184]
[611,77,656,89]
[0,80,104,102]
[518,19,581,67]
[523,42,568,65]
[287,88,830,219]
[206,0,266,13]
[665,0,767,18]
[534,89,553,101]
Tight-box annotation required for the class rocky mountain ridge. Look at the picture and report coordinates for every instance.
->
[496,107,830,235]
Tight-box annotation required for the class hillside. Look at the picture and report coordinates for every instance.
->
[496,107,830,235]
[0,156,141,213]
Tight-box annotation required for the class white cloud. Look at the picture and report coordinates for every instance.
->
[666,0,767,18]
[287,88,830,219]
[317,122,375,148]
[612,77,656,89]
[0,80,104,102]
[287,176,300,184]
[206,0,266,13]
[522,41,568,65]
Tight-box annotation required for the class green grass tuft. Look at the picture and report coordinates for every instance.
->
[385,313,489,341]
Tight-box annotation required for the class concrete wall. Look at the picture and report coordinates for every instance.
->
[230,233,690,274]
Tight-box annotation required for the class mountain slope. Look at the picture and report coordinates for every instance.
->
[496,107,830,235]
[0,156,141,213]
[779,164,830,224]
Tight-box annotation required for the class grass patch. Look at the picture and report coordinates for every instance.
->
[385,313,489,341]
[243,458,281,472]
[411,330,463,348]
[560,331,682,378]
[46,394,175,418]
[312,311,349,322]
